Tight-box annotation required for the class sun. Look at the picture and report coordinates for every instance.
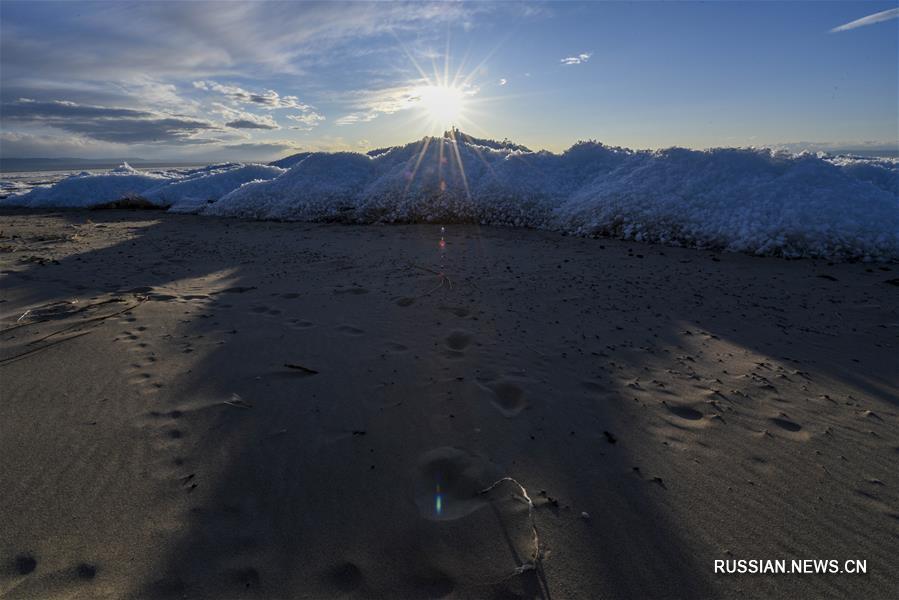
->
[416,85,466,128]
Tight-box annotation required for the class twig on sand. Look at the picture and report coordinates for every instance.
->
[284,363,319,375]
[0,330,94,365]
[1,297,130,334]
[409,262,453,298]
[479,476,541,576]
[223,394,253,409]
[24,297,146,347]
[0,296,147,366]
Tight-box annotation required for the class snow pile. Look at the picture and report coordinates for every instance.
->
[4,135,897,260]
[7,163,170,209]
[556,148,898,259]
[5,162,284,211]
[209,137,898,260]
[824,155,898,196]
[269,152,312,169]
[143,164,285,212]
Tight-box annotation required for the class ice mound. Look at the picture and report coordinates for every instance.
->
[143,164,285,213]
[209,137,898,260]
[269,152,312,169]
[5,162,284,211]
[7,164,170,208]
[4,134,897,260]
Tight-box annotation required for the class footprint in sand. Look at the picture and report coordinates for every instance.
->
[325,562,363,593]
[769,417,802,432]
[333,286,368,295]
[337,325,365,336]
[580,380,607,393]
[486,381,528,417]
[445,330,472,351]
[288,318,314,329]
[439,305,470,318]
[414,447,499,521]
[250,305,281,316]
[15,554,37,575]
[76,563,97,580]
[406,574,455,598]
[227,567,260,590]
[666,403,704,421]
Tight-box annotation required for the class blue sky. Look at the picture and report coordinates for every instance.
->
[0,1,896,160]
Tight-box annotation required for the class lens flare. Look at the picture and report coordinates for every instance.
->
[417,85,465,128]
[435,484,443,516]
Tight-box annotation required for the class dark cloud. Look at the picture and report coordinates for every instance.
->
[223,142,300,151]
[2,100,152,120]
[225,119,279,130]
[1,99,218,144]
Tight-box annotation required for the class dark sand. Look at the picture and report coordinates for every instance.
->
[1,209,897,599]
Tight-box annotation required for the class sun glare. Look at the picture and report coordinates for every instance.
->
[417,85,466,128]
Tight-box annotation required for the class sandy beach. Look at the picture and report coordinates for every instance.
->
[1,208,897,599]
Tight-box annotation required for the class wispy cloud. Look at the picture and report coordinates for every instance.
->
[560,52,592,65]
[499,78,508,86]
[830,8,899,33]
[287,112,325,131]
[193,81,309,110]
[335,113,378,126]
[223,141,302,152]
[210,102,280,130]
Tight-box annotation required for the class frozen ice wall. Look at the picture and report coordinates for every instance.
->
[4,135,897,260]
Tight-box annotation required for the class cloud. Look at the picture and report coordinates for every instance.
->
[1,2,487,84]
[0,2,509,156]
[334,81,478,126]
[830,8,899,32]
[561,52,592,65]
[0,130,109,157]
[210,102,280,130]
[193,80,309,110]
[226,119,278,130]
[287,111,325,131]
[499,78,508,86]
[2,99,220,144]
[222,141,303,153]
[198,80,326,130]
[335,113,378,126]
